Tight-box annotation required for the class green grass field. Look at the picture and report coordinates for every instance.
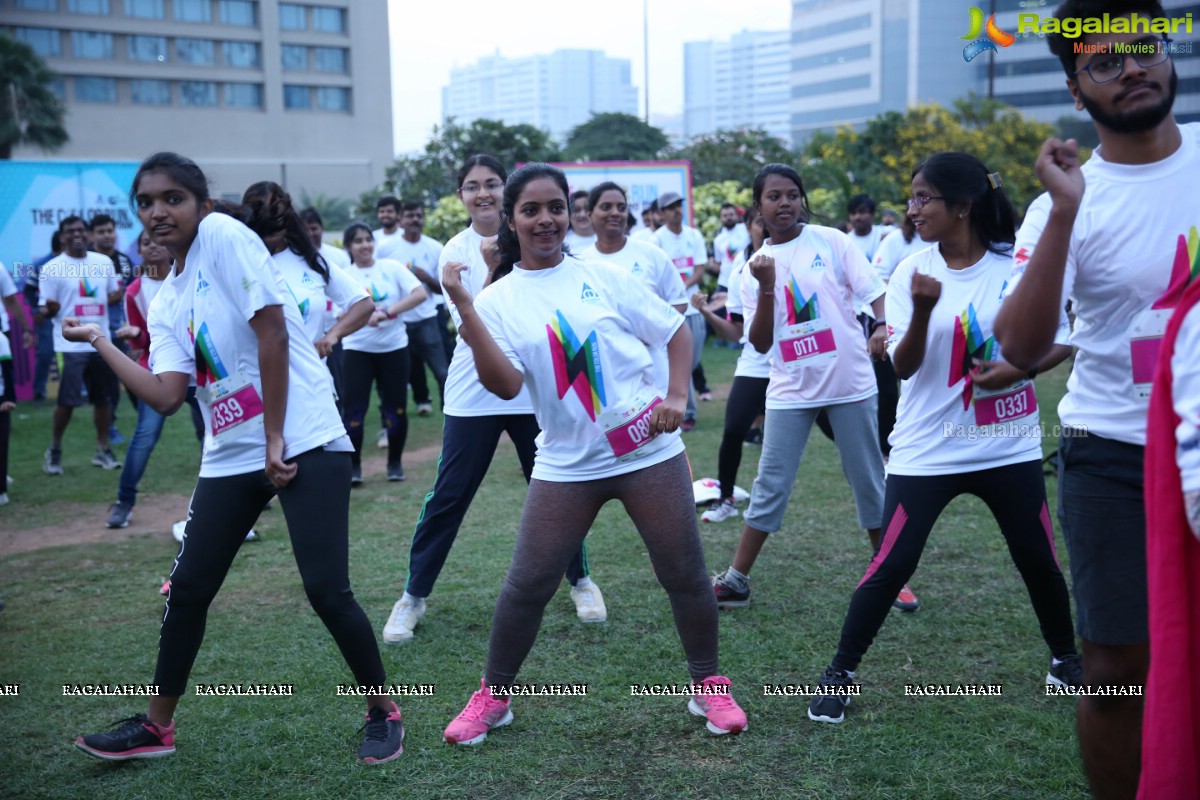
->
[0,343,1088,799]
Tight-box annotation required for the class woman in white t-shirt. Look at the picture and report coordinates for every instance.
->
[807,152,1079,725]
[66,152,405,764]
[339,222,426,484]
[711,164,903,611]
[382,156,604,647]
[440,164,746,746]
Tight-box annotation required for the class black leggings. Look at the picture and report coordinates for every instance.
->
[832,459,1076,672]
[485,453,718,686]
[717,376,768,500]
[154,448,386,696]
[341,347,409,468]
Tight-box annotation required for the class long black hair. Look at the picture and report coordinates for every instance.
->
[493,163,571,282]
[241,181,330,282]
[912,152,1015,255]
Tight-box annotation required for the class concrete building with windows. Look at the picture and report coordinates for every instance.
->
[441,49,639,142]
[684,29,791,143]
[4,0,393,200]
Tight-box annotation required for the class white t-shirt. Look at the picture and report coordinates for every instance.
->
[1006,122,1200,446]
[564,230,597,254]
[848,226,886,263]
[713,223,751,289]
[320,242,351,271]
[580,237,687,392]
[655,226,708,317]
[1174,304,1200,493]
[340,259,422,353]
[873,232,932,284]
[372,227,403,252]
[38,251,120,353]
[725,252,771,380]
[474,256,686,482]
[631,227,657,242]
[886,247,1068,476]
[439,225,534,417]
[148,212,347,478]
[740,224,884,409]
[271,249,369,348]
[376,234,442,323]
[0,267,18,333]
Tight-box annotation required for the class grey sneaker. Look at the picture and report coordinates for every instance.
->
[351,465,363,486]
[92,448,122,470]
[416,402,433,417]
[43,446,63,476]
[106,501,133,529]
[387,464,405,482]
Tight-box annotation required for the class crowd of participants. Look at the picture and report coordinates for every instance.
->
[0,1,1197,795]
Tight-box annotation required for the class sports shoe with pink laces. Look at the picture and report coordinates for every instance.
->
[443,679,514,746]
[687,675,747,735]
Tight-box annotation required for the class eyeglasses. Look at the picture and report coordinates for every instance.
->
[1073,37,1172,83]
[907,196,944,211]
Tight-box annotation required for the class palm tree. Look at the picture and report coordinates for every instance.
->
[1,34,68,159]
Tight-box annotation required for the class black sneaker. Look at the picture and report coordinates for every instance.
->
[807,666,855,724]
[351,465,363,486]
[712,572,750,609]
[1047,653,1083,689]
[106,501,133,529]
[386,464,405,482]
[744,427,764,445]
[358,702,404,764]
[75,714,175,760]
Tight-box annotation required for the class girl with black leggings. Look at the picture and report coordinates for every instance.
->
[68,152,405,765]
[806,152,1080,724]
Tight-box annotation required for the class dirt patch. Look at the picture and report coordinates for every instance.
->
[0,441,445,558]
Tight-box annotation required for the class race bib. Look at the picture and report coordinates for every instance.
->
[74,303,105,318]
[973,379,1037,426]
[1130,308,1170,400]
[673,256,694,284]
[204,371,265,443]
[598,389,663,463]
[777,319,837,371]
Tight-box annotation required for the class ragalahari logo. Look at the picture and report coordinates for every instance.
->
[962,7,1016,62]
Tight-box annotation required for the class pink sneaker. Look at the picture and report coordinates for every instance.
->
[443,680,514,746]
[687,676,747,735]
[160,580,171,596]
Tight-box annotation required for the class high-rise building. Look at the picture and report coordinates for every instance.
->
[684,29,791,142]
[441,49,639,142]
[5,0,393,200]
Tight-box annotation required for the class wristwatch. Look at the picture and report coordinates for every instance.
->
[871,319,887,332]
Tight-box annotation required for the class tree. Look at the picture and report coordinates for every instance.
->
[299,191,353,232]
[562,113,668,162]
[354,117,562,218]
[1,34,68,159]
[1054,115,1100,150]
[692,181,752,243]
[664,128,794,185]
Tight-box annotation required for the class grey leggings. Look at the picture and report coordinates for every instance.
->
[484,452,719,686]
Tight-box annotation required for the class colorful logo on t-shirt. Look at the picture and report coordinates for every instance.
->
[1150,226,1200,310]
[369,283,388,302]
[580,283,600,304]
[78,278,98,298]
[784,277,820,324]
[193,320,230,388]
[949,303,996,409]
[547,310,606,421]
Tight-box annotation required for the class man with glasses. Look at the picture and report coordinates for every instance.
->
[994,3,1196,798]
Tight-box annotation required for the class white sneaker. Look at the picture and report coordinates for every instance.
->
[172,520,187,542]
[244,529,257,542]
[701,499,740,523]
[382,596,425,644]
[0,492,8,506]
[376,429,388,449]
[416,402,433,417]
[570,578,607,623]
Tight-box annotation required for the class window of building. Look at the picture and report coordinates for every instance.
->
[278,2,305,29]
[174,0,212,22]
[315,85,349,112]
[123,0,163,17]
[222,41,260,68]
[311,6,344,33]
[67,0,110,12]
[283,84,311,109]
[131,78,171,104]
[74,75,116,102]
[71,30,113,59]
[281,44,307,71]
[128,34,167,62]
[175,37,215,65]
[48,76,66,100]
[313,46,346,72]
[13,27,61,58]
[15,0,57,10]
[179,80,218,106]
[224,81,262,108]
[219,0,255,26]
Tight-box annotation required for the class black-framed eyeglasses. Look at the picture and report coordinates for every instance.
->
[1073,37,1173,83]
[907,196,944,211]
